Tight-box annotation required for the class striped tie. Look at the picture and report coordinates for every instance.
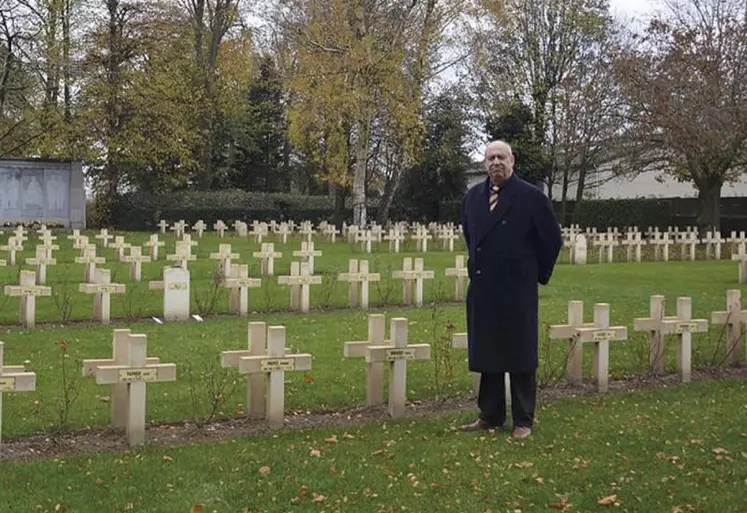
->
[489,184,500,211]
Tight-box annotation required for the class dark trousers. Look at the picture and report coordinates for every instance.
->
[478,371,537,428]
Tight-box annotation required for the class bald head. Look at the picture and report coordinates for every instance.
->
[484,140,515,185]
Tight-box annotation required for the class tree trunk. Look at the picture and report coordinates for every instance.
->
[696,179,722,233]
[62,0,72,122]
[560,164,570,226]
[376,165,405,225]
[352,117,370,227]
[571,162,588,225]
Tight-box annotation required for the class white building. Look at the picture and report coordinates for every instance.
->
[466,160,747,199]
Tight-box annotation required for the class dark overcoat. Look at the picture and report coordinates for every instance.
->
[459,173,562,374]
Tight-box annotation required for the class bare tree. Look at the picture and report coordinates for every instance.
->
[614,0,747,231]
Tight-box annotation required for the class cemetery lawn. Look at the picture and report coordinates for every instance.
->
[1,257,747,438]
[1,378,746,513]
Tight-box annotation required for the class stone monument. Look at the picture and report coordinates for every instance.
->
[0,159,85,228]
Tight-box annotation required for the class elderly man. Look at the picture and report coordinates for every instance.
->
[458,140,562,439]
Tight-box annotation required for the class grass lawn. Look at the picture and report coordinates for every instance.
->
[0,230,745,437]
[1,379,745,512]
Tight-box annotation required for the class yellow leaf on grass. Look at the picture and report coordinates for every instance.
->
[190,506,204,513]
[598,495,618,506]
[312,493,325,503]
[325,436,338,444]
[163,456,173,462]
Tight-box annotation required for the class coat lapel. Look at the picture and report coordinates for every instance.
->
[475,178,515,246]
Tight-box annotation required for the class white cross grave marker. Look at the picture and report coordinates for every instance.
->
[0,341,36,455]
[235,325,312,428]
[337,259,380,309]
[122,246,152,281]
[223,264,261,316]
[364,318,431,417]
[144,234,165,261]
[88,331,176,445]
[210,244,239,279]
[25,246,57,285]
[82,329,161,429]
[661,298,708,382]
[292,241,322,274]
[711,289,747,366]
[278,261,322,313]
[392,257,435,307]
[571,303,628,392]
[79,269,126,325]
[445,255,469,301]
[3,270,52,328]
[253,243,282,276]
[221,322,267,418]
[548,301,596,385]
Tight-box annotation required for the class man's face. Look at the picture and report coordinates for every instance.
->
[484,142,515,185]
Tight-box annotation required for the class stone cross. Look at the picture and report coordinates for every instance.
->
[95,229,114,248]
[221,322,269,418]
[278,261,322,313]
[571,303,628,392]
[412,227,432,253]
[337,259,380,309]
[594,233,618,263]
[235,325,312,428]
[702,230,723,260]
[1,236,23,266]
[344,314,389,406]
[171,220,187,238]
[251,223,269,243]
[732,243,747,284]
[445,255,469,301]
[148,267,191,321]
[25,246,57,285]
[711,289,747,366]
[621,232,644,262]
[79,269,126,325]
[82,329,161,430]
[235,221,248,238]
[392,257,435,307]
[213,220,227,238]
[122,246,152,281]
[74,235,90,252]
[679,232,698,261]
[110,236,132,261]
[384,228,406,253]
[87,331,176,446]
[67,229,82,244]
[548,301,596,385]
[356,230,375,254]
[661,298,708,383]
[650,232,671,262]
[193,220,206,238]
[75,244,106,283]
[223,264,261,316]
[0,341,36,455]
[364,318,431,417]
[38,231,58,249]
[253,243,282,276]
[728,231,747,256]
[323,224,340,243]
[12,226,28,242]
[275,223,291,244]
[158,220,169,234]
[634,295,677,375]
[144,234,165,261]
[210,244,239,279]
[166,241,197,270]
[292,241,322,274]
[3,270,52,328]
[298,223,315,242]
[439,227,459,252]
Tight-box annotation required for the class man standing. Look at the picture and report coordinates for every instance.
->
[458,140,562,439]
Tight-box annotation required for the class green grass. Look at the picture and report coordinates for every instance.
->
[0,230,746,437]
[2,379,745,512]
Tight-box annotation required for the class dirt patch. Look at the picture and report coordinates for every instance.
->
[2,367,745,463]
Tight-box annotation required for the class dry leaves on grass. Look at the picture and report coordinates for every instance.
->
[548,495,570,510]
[190,506,203,513]
[598,495,619,506]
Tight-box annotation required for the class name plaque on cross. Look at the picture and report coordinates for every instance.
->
[592,330,616,341]
[676,322,699,333]
[386,348,416,360]
[0,377,16,391]
[260,358,296,371]
[118,368,159,382]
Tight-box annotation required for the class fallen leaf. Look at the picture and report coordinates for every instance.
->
[712,447,729,455]
[54,505,66,513]
[325,436,338,444]
[303,373,315,383]
[163,456,173,462]
[598,495,618,506]
[343,433,355,439]
[312,493,325,503]
[310,449,321,457]
[258,466,270,476]
[190,506,204,513]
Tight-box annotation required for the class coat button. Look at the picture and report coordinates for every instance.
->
[476,270,482,275]
[476,247,482,252]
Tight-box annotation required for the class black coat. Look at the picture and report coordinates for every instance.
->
[459,174,562,374]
